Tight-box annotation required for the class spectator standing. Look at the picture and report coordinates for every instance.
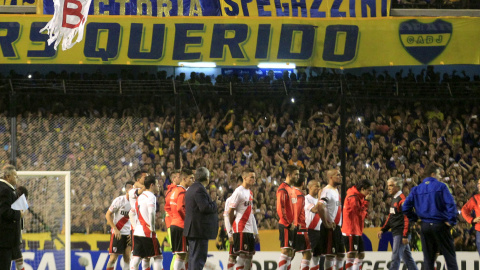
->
[342,179,373,270]
[403,164,458,270]
[461,178,480,256]
[184,167,218,270]
[377,177,417,270]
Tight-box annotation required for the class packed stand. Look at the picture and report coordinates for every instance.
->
[0,69,479,253]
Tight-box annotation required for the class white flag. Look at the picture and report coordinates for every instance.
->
[11,194,29,211]
[40,0,92,51]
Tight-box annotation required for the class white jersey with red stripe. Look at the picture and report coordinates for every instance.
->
[305,194,321,231]
[133,190,156,238]
[228,185,256,234]
[319,186,342,226]
[108,195,131,235]
[128,187,141,229]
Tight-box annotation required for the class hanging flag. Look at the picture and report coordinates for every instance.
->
[40,0,92,50]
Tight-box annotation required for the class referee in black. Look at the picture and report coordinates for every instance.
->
[402,164,458,270]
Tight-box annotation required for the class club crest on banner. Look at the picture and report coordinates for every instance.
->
[399,19,452,64]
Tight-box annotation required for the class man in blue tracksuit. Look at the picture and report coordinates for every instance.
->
[402,164,458,270]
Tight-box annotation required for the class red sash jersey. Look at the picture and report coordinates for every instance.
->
[462,194,480,232]
[342,186,369,236]
[293,187,307,229]
[164,183,176,228]
[277,182,295,227]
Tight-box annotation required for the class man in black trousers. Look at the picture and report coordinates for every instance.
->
[184,167,218,270]
[0,165,22,270]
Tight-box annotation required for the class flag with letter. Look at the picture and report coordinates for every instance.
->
[40,0,92,50]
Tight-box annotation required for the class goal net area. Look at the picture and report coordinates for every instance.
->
[16,171,71,270]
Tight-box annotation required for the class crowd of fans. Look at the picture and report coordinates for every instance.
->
[0,68,479,252]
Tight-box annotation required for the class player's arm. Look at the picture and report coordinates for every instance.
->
[148,203,156,232]
[278,189,294,229]
[401,188,418,222]
[461,197,476,224]
[178,192,186,220]
[106,200,121,239]
[251,211,260,243]
[228,207,235,231]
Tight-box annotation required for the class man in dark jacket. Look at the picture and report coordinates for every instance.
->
[378,177,417,270]
[184,167,218,270]
[0,165,22,270]
[403,164,458,270]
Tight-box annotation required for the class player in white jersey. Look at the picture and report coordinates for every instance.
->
[106,181,134,270]
[228,168,259,270]
[318,169,345,270]
[129,171,148,231]
[305,180,323,270]
[131,175,163,270]
[224,177,243,270]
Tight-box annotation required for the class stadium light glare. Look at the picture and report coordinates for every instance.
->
[178,62,217,68]
[257,63,296,69]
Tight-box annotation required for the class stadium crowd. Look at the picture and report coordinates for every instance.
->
[0,68,479,252]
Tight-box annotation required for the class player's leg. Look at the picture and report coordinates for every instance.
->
[278,224,294,270]
[106,254,119,270]
[227,255,238,270]
[319,225,336,270]
[352,236,365,270]
[171,226,188,270]
[153,255,164,270]
[301,250,312,270]
[342,235,359,270]
[308,229,321,270]
[153,236,164,270]
[168,227,177,270]
[123,245,132,270]
[131,236,144,270]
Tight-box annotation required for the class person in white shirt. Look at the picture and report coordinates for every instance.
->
[128,171,148,231]
[304,180,323,270]
[228,168,259,270]
[130,175,163,270]
[318,169,345,270]
[105,181,134,270]
[224,177,244,270]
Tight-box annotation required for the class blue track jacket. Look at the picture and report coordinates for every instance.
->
[402,177,457,225]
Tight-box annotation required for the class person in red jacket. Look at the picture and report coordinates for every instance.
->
[276,165,300,270]
[461,178,480,257]
[342,179,373,270]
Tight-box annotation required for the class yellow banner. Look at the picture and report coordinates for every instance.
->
[0,0,35,5]
[1,15,479,67]
[220,0,390,18]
